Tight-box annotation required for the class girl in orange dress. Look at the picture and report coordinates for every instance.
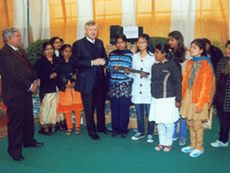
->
[55,44,83,135]
[180,39,214,157]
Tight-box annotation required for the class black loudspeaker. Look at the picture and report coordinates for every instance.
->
[138,26,143,37]
[110,25,123,45]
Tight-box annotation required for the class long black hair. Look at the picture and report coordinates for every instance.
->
[155,43,174,60]
[49,37,61,50]
[136,34,155,55]
[225,40,230,47]
[168,31,186,62]
[191,39,207,57]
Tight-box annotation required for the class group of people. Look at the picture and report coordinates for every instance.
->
[108,29,215,157]
[0,19,229,161]
[34,41,84,136]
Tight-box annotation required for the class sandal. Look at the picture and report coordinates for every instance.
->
[75,128,81,134]
[155,144,164,151]
[66,129,72,136]
[163,146,172,152]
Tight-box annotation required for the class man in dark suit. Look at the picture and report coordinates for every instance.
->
[0,28,43,161]
[72,20,111,140]
[203,38,224,73]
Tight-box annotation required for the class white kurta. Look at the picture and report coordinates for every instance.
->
[149,97,179,124]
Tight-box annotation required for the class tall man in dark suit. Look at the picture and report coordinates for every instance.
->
[0,28,43,161]
[72,20,111,140]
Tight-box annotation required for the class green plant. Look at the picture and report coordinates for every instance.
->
[211,40,225,56]
[150,37,169,48]
[26,39,50,65]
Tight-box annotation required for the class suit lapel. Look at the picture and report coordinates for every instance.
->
[95,39,101,58]
[18,50,34,69]
[4,44,31,68]
[83,37,93,58]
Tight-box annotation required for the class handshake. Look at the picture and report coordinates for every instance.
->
[92,58,106,66]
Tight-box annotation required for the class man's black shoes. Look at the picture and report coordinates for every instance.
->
[89,133,100,140]
[24,141,44,148]
[10,154,24,161]
[97,129,112,135]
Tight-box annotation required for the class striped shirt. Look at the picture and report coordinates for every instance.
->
[107,49,133,83]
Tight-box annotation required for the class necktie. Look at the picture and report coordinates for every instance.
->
[16,49,23,56]
[15,50,31,67]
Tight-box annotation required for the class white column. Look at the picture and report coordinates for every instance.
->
[170,0,196,47]
[13,0,28,48]
[30,0,50,41]
[121,0,137,26]
[76,0,94,40]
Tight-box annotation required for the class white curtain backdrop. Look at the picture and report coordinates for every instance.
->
[30,0,50,42]
[77,0,94,40]
[13,0,227,47]
[170,0,196,47]
[121,0,137,26]
[13,0,28,48]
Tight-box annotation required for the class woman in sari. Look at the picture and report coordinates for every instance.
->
[34,42,65,135]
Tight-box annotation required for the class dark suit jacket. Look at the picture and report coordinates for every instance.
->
[72,37,108,93]
[0,44,37,106]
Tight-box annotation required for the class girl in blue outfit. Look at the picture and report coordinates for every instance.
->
[168,31,190,146]
[107,34,133,138]
[125,34,155,143]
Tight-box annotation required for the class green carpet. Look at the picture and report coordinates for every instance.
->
[0,116,230,173]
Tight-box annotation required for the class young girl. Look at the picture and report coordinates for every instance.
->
[149,43,181,152]
[168,30,190,146]
[180,39,214,157]
[126,34,155,143]
[55,44,84,135]
[107,34,133,138]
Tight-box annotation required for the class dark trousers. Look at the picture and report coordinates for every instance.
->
[216,106,230,143]
[6,94,35,156]
[110,96,131,135]
[173,115,187,138]
[135,104,155,135]
[81,85,106,135]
